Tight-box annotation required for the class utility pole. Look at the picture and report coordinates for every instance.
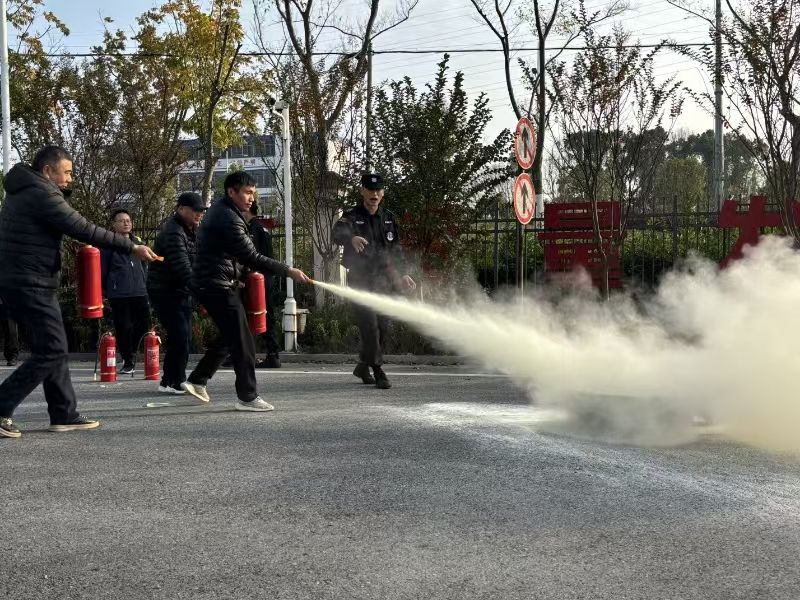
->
[1,0,12,178]
[365,43,373,171]
[713,0,725,209]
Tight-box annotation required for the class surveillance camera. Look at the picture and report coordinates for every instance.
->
[272,99,288,111]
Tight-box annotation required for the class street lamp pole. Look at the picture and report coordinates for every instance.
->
[273,100,297,352]
[1,0,12,178]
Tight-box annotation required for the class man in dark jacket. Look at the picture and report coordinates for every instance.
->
[0,145,157,439]
[101,209,151,374]
[147,192,206,394]
[181,171,310,412]
[332,173,416,389]
[247,201,282,368]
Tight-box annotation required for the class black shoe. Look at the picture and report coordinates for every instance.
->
[49,415,100,432]
[0,417,21,439]
[6,358,17,367]
[221,357,233,368]
[118,363,134,375]
[373,366,392,389]
[353,363,375,384]
[256,355,281,369]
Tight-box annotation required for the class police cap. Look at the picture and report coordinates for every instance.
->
[361,172,384,190]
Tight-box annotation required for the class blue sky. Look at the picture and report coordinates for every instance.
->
[31,0,715,139]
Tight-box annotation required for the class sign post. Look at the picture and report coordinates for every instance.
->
[513,117,537,294]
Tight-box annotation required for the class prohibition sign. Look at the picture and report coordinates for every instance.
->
[514,117,536,170]
[513,172,536,225]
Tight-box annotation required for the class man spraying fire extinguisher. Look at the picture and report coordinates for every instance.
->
[181,171,311,412]
[0,146,158,439]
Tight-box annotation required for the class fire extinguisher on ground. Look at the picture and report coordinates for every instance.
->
[245,272,267,334]
[96,332,117,382]
[143,331,161,381]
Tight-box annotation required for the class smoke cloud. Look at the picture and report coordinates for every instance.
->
[316,236,800,452]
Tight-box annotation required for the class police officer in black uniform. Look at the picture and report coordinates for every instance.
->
[333,173,416,389]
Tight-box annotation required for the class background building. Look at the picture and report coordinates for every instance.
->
[176,135,281,215]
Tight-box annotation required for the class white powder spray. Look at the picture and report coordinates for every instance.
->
[316,236,800,452]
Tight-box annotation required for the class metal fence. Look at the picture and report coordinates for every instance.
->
[463,197,738,291]
[139,197,740,295]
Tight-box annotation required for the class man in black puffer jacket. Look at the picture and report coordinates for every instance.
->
[0,146,157,439]
[147,192,206,395]
[181,171,311,412]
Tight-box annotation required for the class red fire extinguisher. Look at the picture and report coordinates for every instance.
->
[97,332,117,382]
[245,272,267,334]
[77,245,103,319]
[143,331,161,381]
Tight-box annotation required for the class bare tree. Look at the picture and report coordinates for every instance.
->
[468,0,625,190]
[669,0,800,242]
[252,0,418,297]
[549,27,682,298]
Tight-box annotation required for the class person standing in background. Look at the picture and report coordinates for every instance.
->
[246,201,282,368]
[101,209,151,375]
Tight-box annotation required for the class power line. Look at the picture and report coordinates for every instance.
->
[44,41,719,59]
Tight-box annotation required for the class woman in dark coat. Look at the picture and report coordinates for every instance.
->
[101,209,151,374]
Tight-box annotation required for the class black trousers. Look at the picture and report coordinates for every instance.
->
[188,288,258,402]
[0,316,19,361]
[109,296,151,365]
[150,291,192,388]
[350,275,390,367]
[262,278,281,356]
[0,287,78,424]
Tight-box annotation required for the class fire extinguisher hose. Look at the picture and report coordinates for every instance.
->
[131,332,150,376]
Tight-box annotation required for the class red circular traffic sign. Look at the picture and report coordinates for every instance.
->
[513,173,536,225]
[514,117,536,170]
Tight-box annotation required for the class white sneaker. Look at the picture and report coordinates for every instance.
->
[235,396,274,412]
[181,381,211,403]
[158,385,186,395]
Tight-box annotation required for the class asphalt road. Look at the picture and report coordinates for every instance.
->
[2,362,799,600]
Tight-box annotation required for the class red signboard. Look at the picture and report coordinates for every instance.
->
[719,196,800,268]
[537,201,623,289]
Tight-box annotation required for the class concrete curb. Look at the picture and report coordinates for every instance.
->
[54,353,468,366]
